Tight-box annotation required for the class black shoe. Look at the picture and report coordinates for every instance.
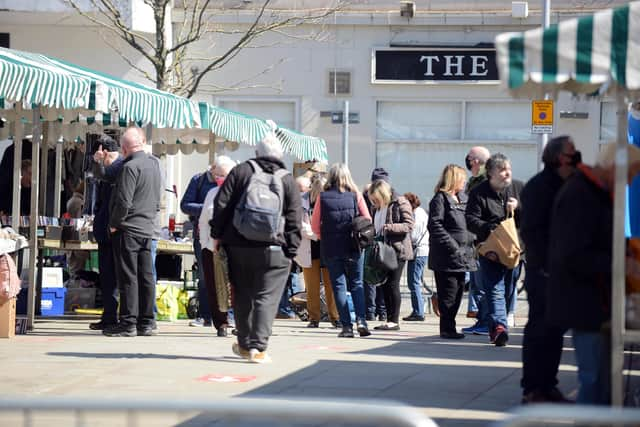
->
[338,326,354,338]
[365,314,376,321]
[137,327,157,337]
[374,324,400,331]
[203,319,213,327]
[331,320,341,329]
[402,314,425,321]
[356,322,371,337]
[307,321,320,328]
[378,314,387,322]
[494,328,509,347]
[231,328,238,336]
[545,387,574,404]
[103,324,136,337]
[89,320,115,331]
[440,331,465,339]
[217,327,228,337]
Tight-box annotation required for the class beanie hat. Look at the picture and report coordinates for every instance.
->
[98,134,119,153]
[370,167,390,183]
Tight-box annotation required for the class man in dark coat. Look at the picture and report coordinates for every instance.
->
[89,134,123,331]
[548,144,640,404]
[212,133,301,363]
[465,153,523,347]
[519,136,578,404]
[104,127,162,337]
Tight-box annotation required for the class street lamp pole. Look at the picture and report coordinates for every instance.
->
[539,0,551,171]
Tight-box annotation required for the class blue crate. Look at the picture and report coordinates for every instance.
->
[40,287,66,316]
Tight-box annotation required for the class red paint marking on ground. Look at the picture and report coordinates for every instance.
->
[196,374,256,383]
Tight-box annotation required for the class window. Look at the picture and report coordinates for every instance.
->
[466,102,531,140]
[377,101,462,140]
[600,102,617,141]
[328,71,352,96]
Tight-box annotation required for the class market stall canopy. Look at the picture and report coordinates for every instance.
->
[0,47,200,129]
[495,1,640,97]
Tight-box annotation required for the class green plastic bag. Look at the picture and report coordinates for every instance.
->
[156,284,179,322]
[177,289,190,319]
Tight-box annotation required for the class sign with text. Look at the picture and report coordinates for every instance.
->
[372,47,499,83]
[531,100,554,134]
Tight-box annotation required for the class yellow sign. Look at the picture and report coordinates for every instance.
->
[531,100,554,134]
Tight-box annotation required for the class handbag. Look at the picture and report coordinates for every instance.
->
[350,193,375,251]
[478,212,521,269]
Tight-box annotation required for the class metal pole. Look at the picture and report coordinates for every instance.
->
[342,100,349,167]
[538,0,551,171]
[53,131,63,217]
[26,106,41,329]
[39,124,49,215]
[611,90,627,407]
[11,109,23,231]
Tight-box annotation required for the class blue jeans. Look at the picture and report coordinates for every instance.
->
[278,268,302,316]
[365,284,386,318]
[478,256,509,330]
[193,236,211,321]
[505,261,522,314]
[573,329,611,405]
[325,253,366,328]
[407,256,427,317]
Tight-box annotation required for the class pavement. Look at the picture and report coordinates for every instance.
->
[0,290,582,427]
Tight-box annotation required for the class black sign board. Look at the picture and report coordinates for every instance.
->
[372,47,498,83]
[0,34,9,49]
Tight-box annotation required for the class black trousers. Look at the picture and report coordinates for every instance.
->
[98,240,118,325]
[112,231,155,329]
[521,267,566,394]
[201,248,229,330]
[227,245,290,352]
[434,271,465,334]
[381,260,406,324]
[365,283,386,318]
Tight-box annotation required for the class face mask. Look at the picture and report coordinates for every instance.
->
[465,157,473,171]
[215,177,225,187]
[570,151,582,166]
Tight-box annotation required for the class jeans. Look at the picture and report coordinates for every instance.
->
[365,284,386,318]
[325,253,367,328]
[521,268,566,394]
[278,267,302,316]
[478,256,509,330]
[407,256,427,317]
[193,236,211,321]
[573,329,611,405]
[505,261,522,314]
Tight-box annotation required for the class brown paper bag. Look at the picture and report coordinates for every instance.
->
[213,247,232,312]
[478,214,521,269]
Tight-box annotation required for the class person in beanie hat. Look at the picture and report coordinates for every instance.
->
[370,167,390,183]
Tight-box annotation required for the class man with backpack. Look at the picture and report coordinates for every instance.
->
[211,133,301,364]
[180,160,218,327]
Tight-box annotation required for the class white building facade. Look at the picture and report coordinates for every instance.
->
[0,0,627,209]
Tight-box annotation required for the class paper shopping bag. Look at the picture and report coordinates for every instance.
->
[478,214,521,269]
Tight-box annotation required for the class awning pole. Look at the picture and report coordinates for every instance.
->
[538,0,551,172]
[611,88,627,407]
[11,109,23,231]
[38,124,48,215]
[26,106,41,330]
[53,127,62,217]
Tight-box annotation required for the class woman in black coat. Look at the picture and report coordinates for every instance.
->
[428,164,477,339]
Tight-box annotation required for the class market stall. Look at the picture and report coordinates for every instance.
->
[495,1,640,406]
[0,46,328,332]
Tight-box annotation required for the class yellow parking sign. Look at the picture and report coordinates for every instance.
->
[532,100,554,134]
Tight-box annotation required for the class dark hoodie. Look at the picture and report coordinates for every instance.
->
[211,156,301,258]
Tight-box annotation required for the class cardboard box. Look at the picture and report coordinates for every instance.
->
[40,287,66,316]
[42,267,64,288]
[0,298,16,338]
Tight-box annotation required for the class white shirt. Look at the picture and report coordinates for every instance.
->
[374,205,388,235]
[198,187,220,252]
[411,206,429,257]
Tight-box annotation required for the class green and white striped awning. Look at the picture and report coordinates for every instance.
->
[495,1,640,97]
[0,47,200,129]
[276,127,328,163]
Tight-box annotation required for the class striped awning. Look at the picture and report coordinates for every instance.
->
[0,47,200,129]
[495,1,640,97]
[276,127,328,163]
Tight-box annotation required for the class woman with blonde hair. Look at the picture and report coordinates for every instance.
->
[427,164,477,339]
[311,164,372,337]
[368,179,414,331]
[297,174,340,328]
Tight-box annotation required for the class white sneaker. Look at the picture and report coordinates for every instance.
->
[249,348,272,364]
[507,313,515,328]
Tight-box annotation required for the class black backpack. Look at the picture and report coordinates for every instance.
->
[351,193,375,251]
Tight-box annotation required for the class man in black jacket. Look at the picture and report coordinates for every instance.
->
[520,136,578,404]
[212,133,301,363]
[548,144,640,404]
[466,153,523,347]
[104,127,162,337]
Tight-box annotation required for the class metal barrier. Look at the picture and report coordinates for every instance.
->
[494,404,640,427]
[0,396,439,427]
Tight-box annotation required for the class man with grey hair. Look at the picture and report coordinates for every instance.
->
[211,133,301,363]
[105,127,162,337]
[466,153,524,347]
[547,144,640,404]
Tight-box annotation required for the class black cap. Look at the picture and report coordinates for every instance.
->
[370,167,390,183]
[98,134,119,153]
